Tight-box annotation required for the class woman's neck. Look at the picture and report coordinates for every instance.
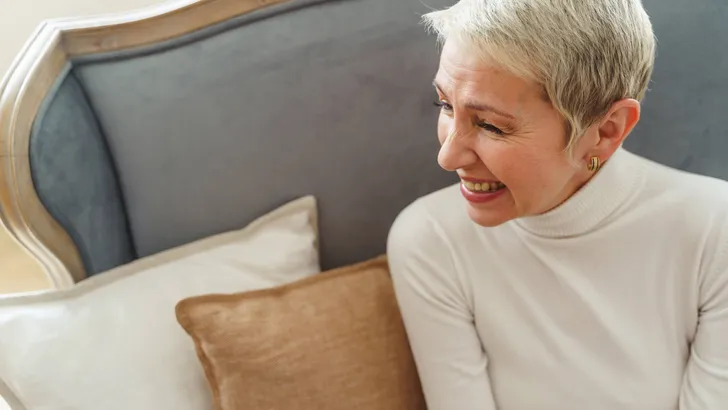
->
[512,147,645,238]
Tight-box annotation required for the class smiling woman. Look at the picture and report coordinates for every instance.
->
[387,0,728,409]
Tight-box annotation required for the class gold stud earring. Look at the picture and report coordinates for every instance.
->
[587,156,601,172]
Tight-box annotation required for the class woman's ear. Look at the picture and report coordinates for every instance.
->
[596,98,641,153]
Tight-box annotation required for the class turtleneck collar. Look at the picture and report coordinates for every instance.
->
[512,147,645,238]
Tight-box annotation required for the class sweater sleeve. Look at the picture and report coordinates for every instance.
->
[387,201,498,410]
[679,219,728,409]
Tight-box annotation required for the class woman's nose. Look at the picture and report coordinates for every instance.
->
[437,126,478,172]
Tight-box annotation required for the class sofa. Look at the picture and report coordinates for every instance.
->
[0,0,725,409]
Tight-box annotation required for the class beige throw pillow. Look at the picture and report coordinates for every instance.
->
[176,255,426,410]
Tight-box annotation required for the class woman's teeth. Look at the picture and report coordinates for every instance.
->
[463,181,506,193]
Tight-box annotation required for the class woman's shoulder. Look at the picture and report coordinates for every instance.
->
[386,183,480,300]
[634,152,728,215]
[388,183,466,244]
[634,156,728,293]
[386,183,477,264]
[628,152,728,244]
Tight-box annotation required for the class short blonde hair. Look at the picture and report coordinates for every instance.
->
[424,0,656,150]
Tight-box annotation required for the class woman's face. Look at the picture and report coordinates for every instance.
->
[434,38,607,227]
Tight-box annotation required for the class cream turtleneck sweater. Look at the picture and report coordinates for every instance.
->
[387,148,728,410]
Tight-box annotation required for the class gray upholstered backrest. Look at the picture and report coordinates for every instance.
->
[624,0,728,178]
[29,0,727,277]
[31,0,458,275]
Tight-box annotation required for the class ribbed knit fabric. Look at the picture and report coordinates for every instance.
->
[387,147,728,410]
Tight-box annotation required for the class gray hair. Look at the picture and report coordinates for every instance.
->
[423,0,657,150]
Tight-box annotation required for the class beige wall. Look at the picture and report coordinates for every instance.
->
[0,0,167,295]
[0,0,169,74]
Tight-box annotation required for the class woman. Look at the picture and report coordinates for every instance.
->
[387,1,728,409]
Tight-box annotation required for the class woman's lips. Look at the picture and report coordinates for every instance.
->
[459,177,507,204]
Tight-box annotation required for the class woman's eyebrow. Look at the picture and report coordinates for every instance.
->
[432,80,517,120]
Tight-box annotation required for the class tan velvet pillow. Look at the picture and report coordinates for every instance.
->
[175,255,426,410]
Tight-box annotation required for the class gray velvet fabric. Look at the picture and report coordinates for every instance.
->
[30,70,136,275]
[624,0,728,180]
[73,0,458,269]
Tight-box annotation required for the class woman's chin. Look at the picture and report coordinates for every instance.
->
[465,205,514,227]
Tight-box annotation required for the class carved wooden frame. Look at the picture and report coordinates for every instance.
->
[0,0,288,288]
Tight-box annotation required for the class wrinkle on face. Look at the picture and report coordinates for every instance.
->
[435,42,558,142]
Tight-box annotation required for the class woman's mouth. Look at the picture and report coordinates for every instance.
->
[460,179,508,204]
[462,180,506,193]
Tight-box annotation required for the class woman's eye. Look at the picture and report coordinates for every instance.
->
[433,100,453,111]
[433,100,506,136]
[478,121,505,135]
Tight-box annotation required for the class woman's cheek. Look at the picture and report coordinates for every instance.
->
[474,139,507,170]
[482,145,530,188]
